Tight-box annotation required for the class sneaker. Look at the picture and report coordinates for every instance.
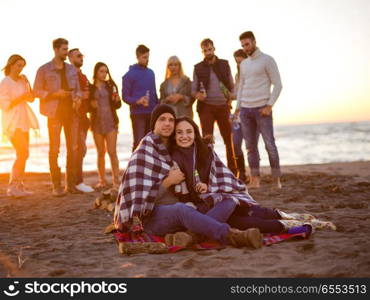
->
[273,177,282,189]
[287,224,313,237]
[7,186,27,198]
[52,186,67,197]
[227,228,263,249]
[76,183,94,193]
[17,183,34,196]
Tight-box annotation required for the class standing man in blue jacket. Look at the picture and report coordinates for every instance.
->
[122,45,159,152]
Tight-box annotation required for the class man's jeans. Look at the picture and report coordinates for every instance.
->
[47,116,76,188]
[74,115,89,185]
[232,121,243,157]
[130,113,151,152]
[239,107,281,177]
[144,200,237,244]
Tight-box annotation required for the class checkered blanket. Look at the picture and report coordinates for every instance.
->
[114,132,173,230]
[174,147,257,207]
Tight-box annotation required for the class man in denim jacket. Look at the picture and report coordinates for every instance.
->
[34,38,82,196]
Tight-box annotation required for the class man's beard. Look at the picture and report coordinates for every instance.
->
[206,54,215,61]
[74,62,83,68]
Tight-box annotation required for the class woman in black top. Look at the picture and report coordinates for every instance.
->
[171,117,312,235]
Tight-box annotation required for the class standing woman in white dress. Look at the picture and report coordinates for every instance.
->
[0,54,39,198]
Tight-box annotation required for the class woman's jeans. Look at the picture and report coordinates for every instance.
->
[228,204,283,233]
[144,199,237,244]
[9,129,29,186]
[239,107,281,177]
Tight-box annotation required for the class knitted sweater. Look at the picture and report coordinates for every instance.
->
[237,48,282,108]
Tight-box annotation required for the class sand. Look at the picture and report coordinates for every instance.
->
[0,161,369,278]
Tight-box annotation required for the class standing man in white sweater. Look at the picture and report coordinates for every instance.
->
[235,31,283,189]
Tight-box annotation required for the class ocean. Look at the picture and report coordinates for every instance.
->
[0,121,369,174]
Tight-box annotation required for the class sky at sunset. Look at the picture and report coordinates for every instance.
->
[0,0,369,141]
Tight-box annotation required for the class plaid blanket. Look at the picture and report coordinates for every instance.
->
[114,132,173,230]
[174,147,257,208]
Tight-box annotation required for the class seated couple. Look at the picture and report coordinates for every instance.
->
[114,104,311,249]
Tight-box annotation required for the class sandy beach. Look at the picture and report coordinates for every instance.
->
[0,161,369,278]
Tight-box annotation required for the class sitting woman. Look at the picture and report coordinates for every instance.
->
[159,56,194,119]
[170,116,311,235]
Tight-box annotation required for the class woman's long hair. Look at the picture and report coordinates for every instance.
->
[233,49,247,83]
[165,56,185,80]
[92,62,118,91]
[2,54,26,76]
[174,116,211,171]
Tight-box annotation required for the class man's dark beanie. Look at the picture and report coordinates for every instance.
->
[150,104,176,131]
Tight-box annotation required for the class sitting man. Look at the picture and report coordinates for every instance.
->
[114,104,263,249]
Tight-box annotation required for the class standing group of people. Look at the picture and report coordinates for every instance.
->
[0,30,283,200]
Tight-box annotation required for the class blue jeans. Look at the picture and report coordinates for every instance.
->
[239,107,281,177]
[74,113,89,185]
[130,113,151,152]
[47,116,76,188]
[232,121,243,157]
[228,205,283,233]
[143,201,236,244]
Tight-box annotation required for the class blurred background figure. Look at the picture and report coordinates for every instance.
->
[122,45,158,152]
[33,38,82,197]
[89,62,121,191]
[68,48,94,193]
[0,54,39,198]
[231,49,248,182]
[159,55,194,119]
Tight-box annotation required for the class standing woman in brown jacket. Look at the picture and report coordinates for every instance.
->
[159,56,194,119]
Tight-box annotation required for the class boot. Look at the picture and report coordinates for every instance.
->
[227,228,263,249]
[236,155,247,182]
